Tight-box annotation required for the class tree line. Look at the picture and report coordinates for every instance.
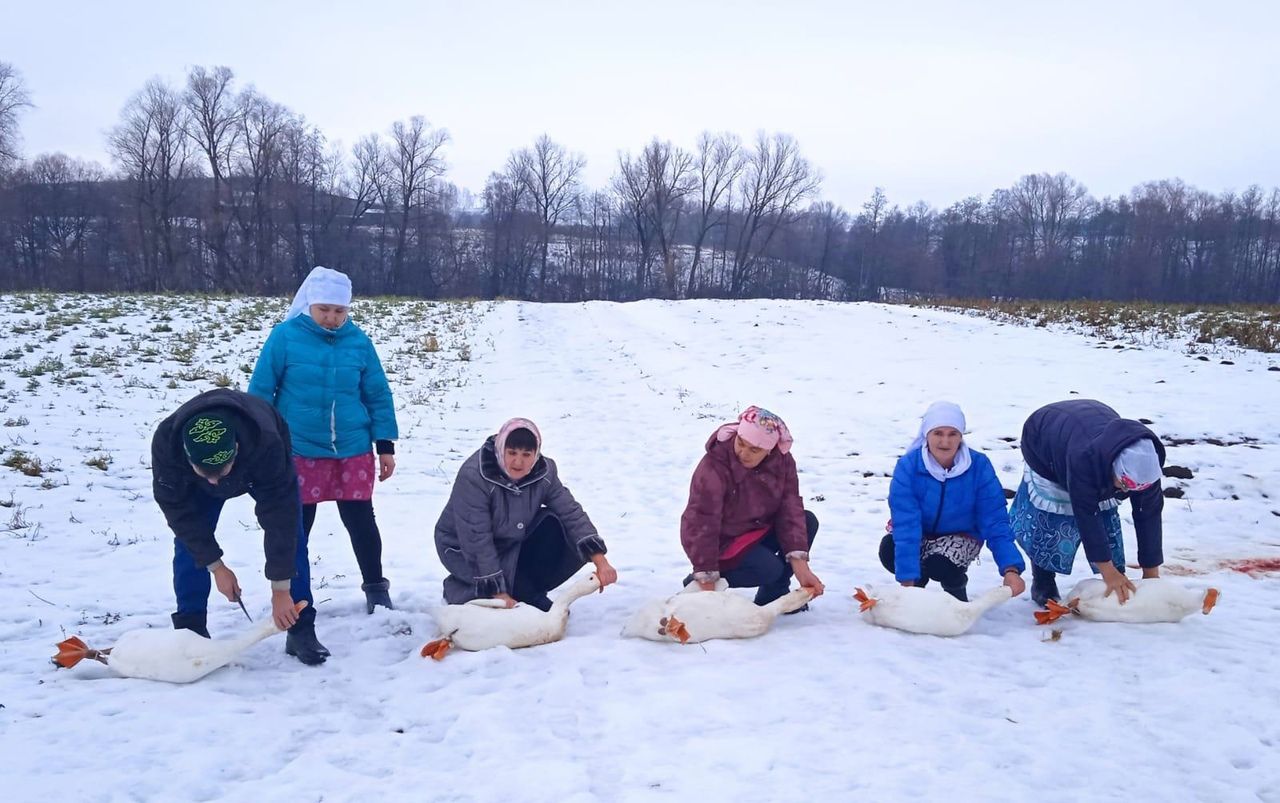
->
[1,62,1277,304]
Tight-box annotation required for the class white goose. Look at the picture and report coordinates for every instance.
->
[1035,577,1220,625]
[621,580,813,644]
[53,602,308,683]
[853,584,1012,637]
[421,574,601,659]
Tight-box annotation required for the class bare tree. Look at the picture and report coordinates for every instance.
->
[687,132,743,296]
[1003,172,1092,260]
[108,78,198,289]
[385,116,449,293]
[729,132,819,296]
[642,139,694,298]
[612,150,655,296]
[16,153,105,287]
[0,62,33,173]
[509,134,585,299]
[183,65,240,284]
[234,88,290,287]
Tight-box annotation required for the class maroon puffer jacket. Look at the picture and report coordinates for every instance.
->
[679,433,807,572]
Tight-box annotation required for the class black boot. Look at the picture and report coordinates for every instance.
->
[285,605,328,665]
[362,579,394,614]
[1031,564,1060,607]
[942,583,969,602]
[171,611,210,639]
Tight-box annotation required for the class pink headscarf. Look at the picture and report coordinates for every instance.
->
[495,417,542,476]
[714,406,793,454]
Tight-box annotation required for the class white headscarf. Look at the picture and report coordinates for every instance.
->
[1113,440,1162,490]
[285,266,353,321]
[909,400,972,481]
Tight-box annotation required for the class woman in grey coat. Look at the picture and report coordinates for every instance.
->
[434,418,619,609]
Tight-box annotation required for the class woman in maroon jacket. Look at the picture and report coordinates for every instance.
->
[679,406,824,605]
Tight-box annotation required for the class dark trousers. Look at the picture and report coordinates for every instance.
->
[512,510,590,611]
[302,500,385,585]
[878,533,968,600]
[724,510,820,605]
[172,492,313,615]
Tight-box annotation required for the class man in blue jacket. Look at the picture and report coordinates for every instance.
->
[1013,399,1166,607]
[152,389,328,665]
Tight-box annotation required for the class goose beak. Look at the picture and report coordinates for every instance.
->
[1202,588,1220,615]
[663,615,691,644]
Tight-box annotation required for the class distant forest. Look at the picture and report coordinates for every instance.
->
[1,63,1278,304]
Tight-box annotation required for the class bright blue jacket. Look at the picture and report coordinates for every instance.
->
[887,446,1026,582]
[248,315,398,459]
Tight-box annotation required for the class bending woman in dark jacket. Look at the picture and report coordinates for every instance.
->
[881,401,1026,601]
[680,406,825,605]
[434,418,618,610]
[1013,399,1166,607]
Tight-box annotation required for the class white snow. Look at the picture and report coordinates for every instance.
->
[0,295,1277,802]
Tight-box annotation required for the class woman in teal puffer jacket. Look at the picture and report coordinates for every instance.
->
[249,266,400,614]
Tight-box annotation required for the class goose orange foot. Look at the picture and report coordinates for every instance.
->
[52,636,109,669]
[853,588,877,612]
[420,638,452,661]
[1034,599,1074,625]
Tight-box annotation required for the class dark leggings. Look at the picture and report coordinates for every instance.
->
[878,533,968,600]
[723,510,820,606]
[511,511,590,609]
[302,500,384,585]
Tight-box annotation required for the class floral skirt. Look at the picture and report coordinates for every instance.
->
[1010,479,1123,574]
[922,533,983,567]
[294,452,376,504]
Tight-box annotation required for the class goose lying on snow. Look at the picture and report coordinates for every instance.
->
[421,574,601,659]
[621,580,813,644]
[1035,577,1220,624]
[854,584,1012,637]
[53,602,308,683]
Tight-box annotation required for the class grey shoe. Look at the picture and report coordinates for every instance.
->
[362,579,394,614]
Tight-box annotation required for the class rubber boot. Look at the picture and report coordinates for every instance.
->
[1031,563,1060,607]
[171,611,210,639]
[362,579,393,614]
[942,582,969,602]
[285,605,328,665]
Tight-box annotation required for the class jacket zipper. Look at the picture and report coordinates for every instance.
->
[930,479,948,534]
[330,402,337,452]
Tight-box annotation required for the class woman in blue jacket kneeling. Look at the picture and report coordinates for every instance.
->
[250,266,400,616]
[879,401,1026,601]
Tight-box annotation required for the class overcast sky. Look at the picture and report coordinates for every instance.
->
[3,0,1277,210]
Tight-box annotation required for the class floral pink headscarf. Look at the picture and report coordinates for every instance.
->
[495,417,542,475]
[714,406,793,454]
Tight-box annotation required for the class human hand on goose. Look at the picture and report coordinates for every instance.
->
[590,554,618,590]
[493,593,518,608]
[1002,569,1027,597]
[211,563,242,604]
[1098,562,1137,604]
[272,590,300,629]
[793,561,825,597]
[378,454,396,481]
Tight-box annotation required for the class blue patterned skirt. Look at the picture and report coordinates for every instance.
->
[1009,479,1124,574]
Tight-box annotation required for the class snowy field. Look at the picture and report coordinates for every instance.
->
[0,294,1277,802]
